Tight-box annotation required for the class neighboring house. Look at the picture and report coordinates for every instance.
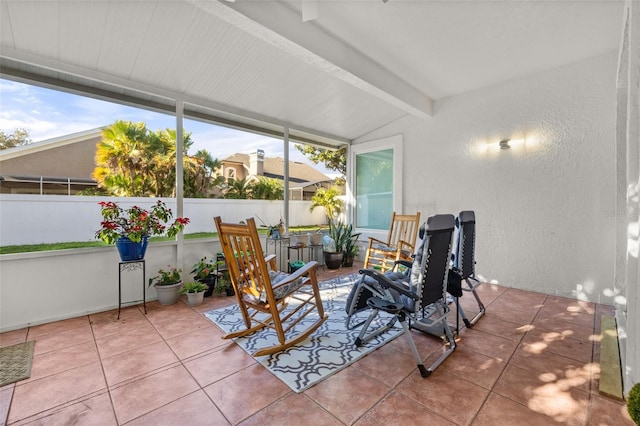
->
[0,130,333,199]
[220,150,335,200]
[0,128,102,195]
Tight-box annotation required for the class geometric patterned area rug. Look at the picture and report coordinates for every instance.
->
[0,341,35,387]
[204,273,402,393]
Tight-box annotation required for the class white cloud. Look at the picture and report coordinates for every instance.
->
[0,78,334,174]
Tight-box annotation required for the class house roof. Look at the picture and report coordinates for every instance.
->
[0,1,624,143]
[0,127,104,180]
[0,127,103,161]
[222,153,331,184]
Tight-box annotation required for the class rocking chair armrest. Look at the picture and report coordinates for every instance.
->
[359,269,418,300]
[272,261,319,288]
[367,236,390,247]
[264,254,277,270]
[396,239,414,251]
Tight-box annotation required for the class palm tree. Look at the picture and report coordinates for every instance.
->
[184,149,224,198]
[252,177,283,200]
[310,187,343,221]
[223,177,253,199]
[94,121,152,196]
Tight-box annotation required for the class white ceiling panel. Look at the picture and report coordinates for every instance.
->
[0,0,627,143]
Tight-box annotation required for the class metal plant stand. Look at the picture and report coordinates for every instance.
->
[118,259,146,319]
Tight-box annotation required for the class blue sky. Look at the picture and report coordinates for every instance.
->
[0,78,333,175]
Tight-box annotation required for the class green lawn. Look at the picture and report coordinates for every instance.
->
[0,226,325,255]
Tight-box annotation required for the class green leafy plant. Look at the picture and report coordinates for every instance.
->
[190,256,220,280]
[96,200,189,244]
[628,382,640,425]
[148,266,182,287]
[180,282,209,294]
[344,225,362,256]
[327,219,351,253]
[215,271,232,294]
[310,187,344,220]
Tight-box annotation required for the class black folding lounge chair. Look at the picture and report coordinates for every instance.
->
[451,211,485,330]
[352,214,457,377]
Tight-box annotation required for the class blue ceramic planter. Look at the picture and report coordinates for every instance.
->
[115,236,149,261]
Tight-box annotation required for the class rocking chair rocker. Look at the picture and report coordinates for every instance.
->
[214,216,328,356]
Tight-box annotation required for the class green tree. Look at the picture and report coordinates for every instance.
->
[94,120,217,197]
[252,177,284,200]
[310,187,343,220]
[222,177,253,199]
[94,121,151,196]
[184,149,224,198]
[0,128,31,150]
[295,144,347,176]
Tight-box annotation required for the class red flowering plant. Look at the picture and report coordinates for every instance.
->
[95,200,190,244]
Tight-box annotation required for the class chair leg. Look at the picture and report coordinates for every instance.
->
[354,307,397,347]
[397,311,430,377]
[461,276,485,327]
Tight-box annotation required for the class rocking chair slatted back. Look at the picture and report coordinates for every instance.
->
[363,212,421,273]
[214,216,328,356]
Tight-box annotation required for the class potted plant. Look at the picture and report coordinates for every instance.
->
[95,200,190,261]
[342,225,361,267]
[215,270,235,296]
[323,219,350,269]
[190,256,220,297]
[148,266,183,305]
[180,282,209,306]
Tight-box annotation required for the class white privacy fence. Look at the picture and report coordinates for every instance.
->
[0,194,328,245]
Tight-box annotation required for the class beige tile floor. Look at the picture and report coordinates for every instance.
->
[0,262,634,425]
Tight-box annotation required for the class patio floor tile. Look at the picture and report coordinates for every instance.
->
[238,392,342,426]
[204,363,291,424]
[109,365,199,424]
[25,341,99,384]
[1,264,632,426]
[473,392,564,425]
[101,340,179,386]
[8,362,106,423]
[354,390,455,425]
[395,369,489,425]
[304,365,391,425]
[183,344,256,388]
[125,390,227,426]
[10,392,117,426]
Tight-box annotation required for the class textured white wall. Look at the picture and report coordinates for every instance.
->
[354,52,618,304]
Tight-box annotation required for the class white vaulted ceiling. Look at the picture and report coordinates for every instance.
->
[0,0,625,144]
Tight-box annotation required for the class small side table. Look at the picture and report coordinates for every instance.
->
[118,260,146,319]
[287,244,307,272]
[308,244,325,270]
[266,236,290,271]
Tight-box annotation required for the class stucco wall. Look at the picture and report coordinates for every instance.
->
[354,52,618,304]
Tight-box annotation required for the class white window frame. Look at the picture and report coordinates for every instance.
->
[347,134,403,240]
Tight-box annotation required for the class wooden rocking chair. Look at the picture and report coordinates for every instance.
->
[363,212,421,273]
[214,216,328,356]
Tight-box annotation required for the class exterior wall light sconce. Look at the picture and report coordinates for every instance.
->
[497,138,525,150]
